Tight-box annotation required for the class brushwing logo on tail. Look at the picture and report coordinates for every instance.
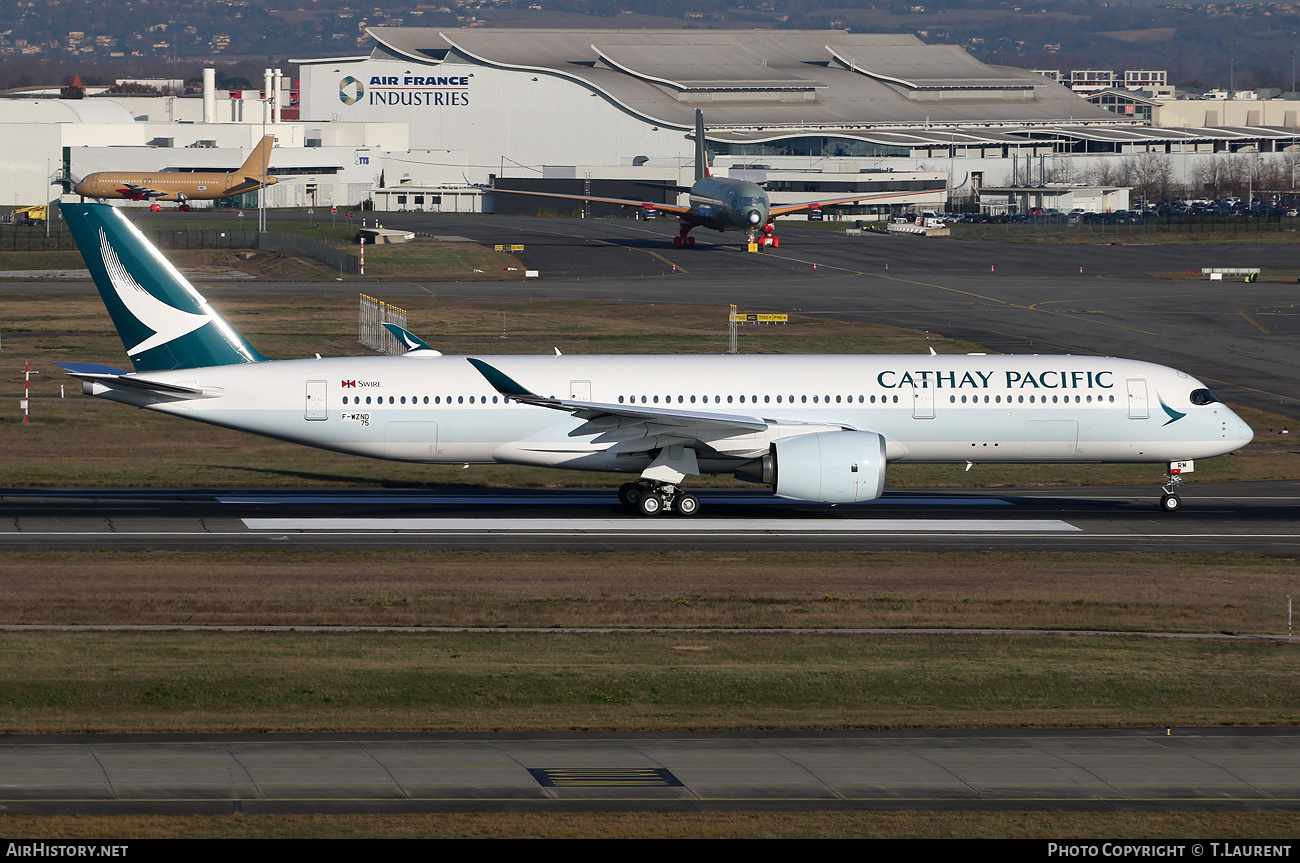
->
[98,227,211,356]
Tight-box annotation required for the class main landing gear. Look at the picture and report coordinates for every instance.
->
[618,480,700,517]
[672,220,697,248]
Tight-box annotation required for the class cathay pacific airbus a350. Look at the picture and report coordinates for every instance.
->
[56,202,1252,516]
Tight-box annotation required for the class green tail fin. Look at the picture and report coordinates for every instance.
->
[61,202,267,371]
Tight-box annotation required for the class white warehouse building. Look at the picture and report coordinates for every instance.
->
[296,28,1300,214]
[2,28,1296,213]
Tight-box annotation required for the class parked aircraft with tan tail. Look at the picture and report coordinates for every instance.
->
[74,136,277,211]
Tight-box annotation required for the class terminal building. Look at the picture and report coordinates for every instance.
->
[2,28,1296,213]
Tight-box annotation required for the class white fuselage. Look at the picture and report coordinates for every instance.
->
[87,353,1253,475]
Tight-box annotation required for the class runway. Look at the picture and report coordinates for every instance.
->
[3,481,1299,553]
[1,728,1296,814]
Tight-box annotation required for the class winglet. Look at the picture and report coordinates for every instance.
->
[466,358,551,404]
[383,323,443,355]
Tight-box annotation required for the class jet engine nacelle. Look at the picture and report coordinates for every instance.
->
[771,430,887,503]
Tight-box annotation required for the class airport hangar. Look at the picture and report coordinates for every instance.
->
[295,27,1300,217]
[6,28,1298,213]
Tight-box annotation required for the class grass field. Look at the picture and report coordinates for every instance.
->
[0,212,523,281]
[1,549,1297,734]
[2,811,1296,840]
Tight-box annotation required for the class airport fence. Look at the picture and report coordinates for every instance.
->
[1,223,70,251]
[253,232,361,275]
[0,224,361,274]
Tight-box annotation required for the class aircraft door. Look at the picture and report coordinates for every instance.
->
[1025,420,1079,459]
[1126,379,1149,419]
[569,380,592,401]
[912,385,935,419]
[305,380,328,421]
[384,421,439,460]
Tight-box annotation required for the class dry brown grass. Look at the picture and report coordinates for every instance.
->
[0,239,521,282]
[1,811,1297,839]
[1,549,1294,634]
[2,629,1297,732]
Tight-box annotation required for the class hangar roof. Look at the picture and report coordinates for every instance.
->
[0,99,136,124]
[361,28,1118,132]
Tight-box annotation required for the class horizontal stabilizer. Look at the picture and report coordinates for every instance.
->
[383,323,443,355]
[633,180,693,194]
[56,362,210,397]
[491,187,693,216]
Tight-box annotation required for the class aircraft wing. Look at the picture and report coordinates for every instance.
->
[120,184,167,200]
[467,358,853,458]
[768,190,920,217]
[492,187,694,216]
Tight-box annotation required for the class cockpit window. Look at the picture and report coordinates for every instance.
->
[1189,388,1219,406]
[738,196,765,210]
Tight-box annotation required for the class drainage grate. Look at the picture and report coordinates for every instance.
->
[528,767,683,787]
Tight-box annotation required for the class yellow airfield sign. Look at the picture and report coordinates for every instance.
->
[729,313,788,323]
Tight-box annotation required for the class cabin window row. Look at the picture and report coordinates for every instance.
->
[949,394,1117,404]
[342,395,505,405]
[618,394,903,405]
[340,393,1120,407]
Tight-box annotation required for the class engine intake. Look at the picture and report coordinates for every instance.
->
[771,431,887,503]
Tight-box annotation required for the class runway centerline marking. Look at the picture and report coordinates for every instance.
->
[241,517,1079,532]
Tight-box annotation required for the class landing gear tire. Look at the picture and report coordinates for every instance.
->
[618,482,639,507]
[637,492,666,517]
[673,493,700,517]
[1160,493,1181,513]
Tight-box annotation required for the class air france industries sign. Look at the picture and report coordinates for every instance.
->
[340,75,471,107]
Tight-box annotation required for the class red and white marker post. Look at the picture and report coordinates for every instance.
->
[22,361,37,423]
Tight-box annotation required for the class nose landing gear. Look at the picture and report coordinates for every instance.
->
[747,223,779,249]
[1159,466,1184,512]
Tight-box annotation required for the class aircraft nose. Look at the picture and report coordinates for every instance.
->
[747,209,762,225]
[1229,411,1254,447]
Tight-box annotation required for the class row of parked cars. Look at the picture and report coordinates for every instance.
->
[920,199,1300,225]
